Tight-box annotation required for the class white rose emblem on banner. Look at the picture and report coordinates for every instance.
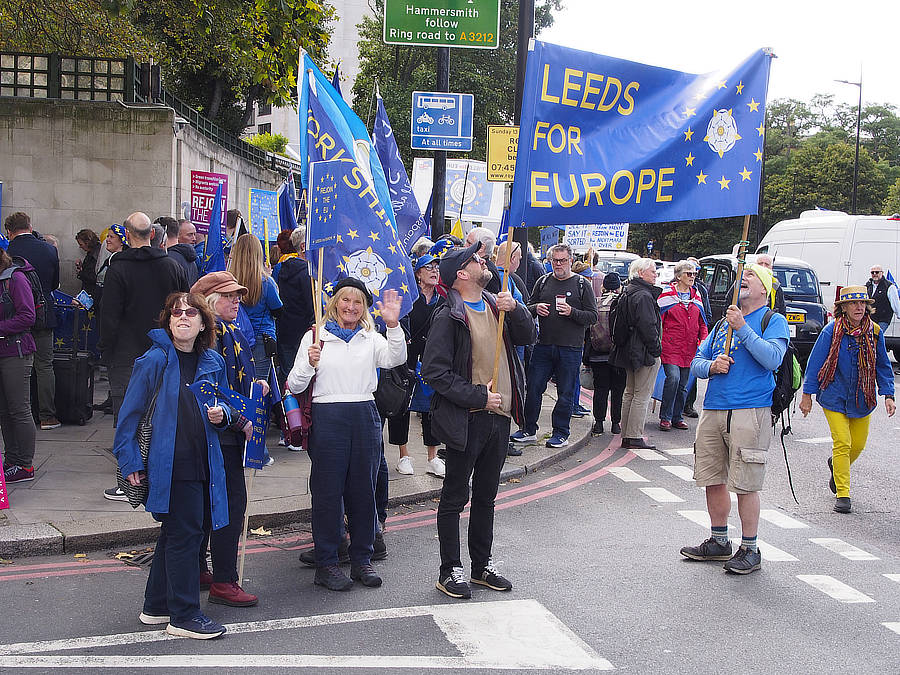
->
[344,247,392,296]
[705,109,741,158]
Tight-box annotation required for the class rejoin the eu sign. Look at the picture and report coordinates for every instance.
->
[384,0,500,49]
[411,91,474,151]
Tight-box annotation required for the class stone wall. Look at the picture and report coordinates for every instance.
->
[0,98,281,293]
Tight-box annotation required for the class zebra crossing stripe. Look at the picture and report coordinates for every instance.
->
[630,447,665,460]
[883,622,900,636]
[797,437,833,444]
[663,447,694,456]
[639,487,684,503]
[661,465,695,482]
[607,467,649,482]
[884,574,900,585]
[810,538,879,561]
[729,538,798,562]
[797,575,875,603]
[759,510,809,529]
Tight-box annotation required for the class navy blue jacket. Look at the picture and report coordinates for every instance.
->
[7,232,59,329]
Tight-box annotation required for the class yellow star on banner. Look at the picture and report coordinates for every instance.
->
[388,244,397,255]
[757,123,765,137]
[754,148,763,162]
[372,308,382,319]
[685,153,695,167]
[369,231,380,242]
[398,263,406,275]
[336,234,342,244]
[337,262,346,273]
[400,283,409,294]
[718,176,731,190]
[736,81,744,94]
[236,367,245,383]
[683,106,696,118]
[739,167,753,181]
[232,340,242,356]
[684,127,694,141]
[696,171,708,185]
[347,229,359,239]
[718,80,727,89]
[747,98,760,112]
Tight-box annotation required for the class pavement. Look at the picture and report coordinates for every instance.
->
[0,375,595,558]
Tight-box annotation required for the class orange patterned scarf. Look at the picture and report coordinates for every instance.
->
[817,315,877,408]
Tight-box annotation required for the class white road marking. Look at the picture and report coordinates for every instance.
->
[663,447,694,456]
[0,599,613,671]
[661,465,695,482]
[883,622,900,636]
[759,509,809,529]
[797,575,875,603]
[678,510,712,528]
[797,437,832,444]
[810,538,880,561]
[729,538,798,562]
[607,466,649,482]
[639,487,684,503]
[630,447,665,460]
[884,574,900,585]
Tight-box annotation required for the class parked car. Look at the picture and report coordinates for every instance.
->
[592,251,639,283]
[757,209,900,359]
[655,261,676,286]
[699,253,829,363]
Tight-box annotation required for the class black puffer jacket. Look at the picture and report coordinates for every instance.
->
[610,277,662,370]
[168,243,199,287]
[421,289,536,449]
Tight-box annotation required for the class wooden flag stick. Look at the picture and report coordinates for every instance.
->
[263,218,271,268]
[315,248,325,331]
[723,214,753,355]
[490,228,516,392]
[238,466,256,583]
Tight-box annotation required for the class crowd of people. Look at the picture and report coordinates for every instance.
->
[1,208,896,637]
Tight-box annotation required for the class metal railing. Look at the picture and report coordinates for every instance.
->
[1,51,300,174]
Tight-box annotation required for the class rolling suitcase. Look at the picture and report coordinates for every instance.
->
[53,305,94,426]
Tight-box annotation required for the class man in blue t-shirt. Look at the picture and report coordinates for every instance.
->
[681,264,789,575]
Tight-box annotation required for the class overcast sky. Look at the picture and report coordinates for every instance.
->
[540,0,899,111]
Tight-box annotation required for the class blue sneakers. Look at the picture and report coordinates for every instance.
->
[545,434,569,448]
[509,430,537,443]
[166,613,226,639]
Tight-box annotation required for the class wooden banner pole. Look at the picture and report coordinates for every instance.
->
[723,214,753,355]
[490,228,516,392]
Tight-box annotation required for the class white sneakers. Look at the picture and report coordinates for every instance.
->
[397,455,445,478]
[397,456,414,475]
[427,457,446,478]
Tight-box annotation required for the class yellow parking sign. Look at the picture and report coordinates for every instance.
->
[487,125,519,182]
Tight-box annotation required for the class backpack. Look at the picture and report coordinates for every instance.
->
[610,292,630,348]
[0,256,47,331]
[590,293,617,353]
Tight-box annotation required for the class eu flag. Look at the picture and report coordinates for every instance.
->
[372,95,428,250]
[200,181,226,274]
[510,41,773,227]
[277,173,299,233]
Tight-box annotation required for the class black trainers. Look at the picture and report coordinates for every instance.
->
[373,527,388,561]
[610,422,621,434]
[350,563,382,587]
[314,565,353,591]
[471,559,512,591]
[827,457,836,494]
[680,537,733,561]
[436,567,471,599]
[683,406,699,418]
[591,422,603,436]
[834,496,852,513]
[723,546,762,574]
[299,538,350,567]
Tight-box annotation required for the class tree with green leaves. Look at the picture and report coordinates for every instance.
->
[351,0,561,170]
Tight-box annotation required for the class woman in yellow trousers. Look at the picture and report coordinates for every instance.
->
[800,286,895,513]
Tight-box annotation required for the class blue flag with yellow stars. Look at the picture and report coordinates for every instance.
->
[445,161,493,220]
[510,41,773,227]
[188,379,269,470]
[200,181,227,274]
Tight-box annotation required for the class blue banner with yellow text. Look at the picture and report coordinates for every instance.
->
[510,42,772,227]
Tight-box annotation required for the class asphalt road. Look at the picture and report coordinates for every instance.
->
[1,410,899,674]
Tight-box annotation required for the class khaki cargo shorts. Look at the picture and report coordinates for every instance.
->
[693,407,771,494]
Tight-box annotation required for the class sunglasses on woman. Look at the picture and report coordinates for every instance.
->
[171,307,200,318]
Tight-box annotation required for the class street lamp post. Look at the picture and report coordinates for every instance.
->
[835,74,862,214]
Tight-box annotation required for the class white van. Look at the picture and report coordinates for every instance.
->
[757,209,900,356]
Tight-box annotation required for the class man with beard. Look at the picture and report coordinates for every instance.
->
[422,242,536,599]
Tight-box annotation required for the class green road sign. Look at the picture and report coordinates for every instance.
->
[383,0,501,49]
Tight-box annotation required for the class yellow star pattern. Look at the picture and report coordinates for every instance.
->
[347,229,359,239]
[718,80,727,89]
[398,263,406,275]
[369,231,380,242]
[232,340,242,355]
[55,338,65,349]
[400,283,409,294]
[337,262,346,273]
[236,367,245,383]
[757,123,765,137]
[685,153,695,167]
[736,81,744,94]
[753,148,763,162]
[739,167,753,181]
[747,98,760,112]
[696,171,708,185]
[718,176,731,190]
[684,127,694,141]
[372,308,382,319]
[388,244,397,255]
[683,106,696,118]
[336,234,342,244]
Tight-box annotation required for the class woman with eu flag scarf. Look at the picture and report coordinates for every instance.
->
[800,285,895,514]
[192,272,270,608]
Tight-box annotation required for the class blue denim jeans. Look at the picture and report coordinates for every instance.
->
[522,344,582,439]
[660,363,690,424]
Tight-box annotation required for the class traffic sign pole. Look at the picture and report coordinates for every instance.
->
[431,47,450,237]
[513,0,534,270]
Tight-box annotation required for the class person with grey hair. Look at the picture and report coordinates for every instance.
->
[465,227,501,293]
[510,243,597,449]
[411,236,435,257]
[610,258,662,449]
[657,260,708,431]
[149,222,167,249]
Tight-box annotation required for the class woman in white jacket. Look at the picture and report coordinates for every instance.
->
[288,277,406,592]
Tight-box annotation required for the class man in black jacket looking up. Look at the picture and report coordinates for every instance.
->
[422,241,536,600]
[510,243,598,449]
